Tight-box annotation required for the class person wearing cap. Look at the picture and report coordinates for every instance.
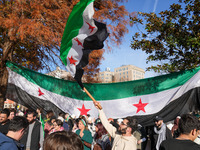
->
[93,101,138,150]
[150,116,172,150]
[75,118,93,150]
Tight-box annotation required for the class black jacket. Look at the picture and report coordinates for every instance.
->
[20,120,41,150]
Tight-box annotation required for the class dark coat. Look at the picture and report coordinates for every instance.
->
[20,120,41,150]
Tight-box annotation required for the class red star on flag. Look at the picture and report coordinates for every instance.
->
[68,56,77,65]
[77,104,91,116]
[86,22,95,33]
[74,38,83,47]
[38,88,44,96]
[133,99,148,113]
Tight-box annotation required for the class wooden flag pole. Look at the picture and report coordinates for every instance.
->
[83,87,102,110]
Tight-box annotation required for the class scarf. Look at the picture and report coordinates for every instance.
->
[154,123,166,150]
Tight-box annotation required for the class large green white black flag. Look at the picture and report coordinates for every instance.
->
[6,61,200,126]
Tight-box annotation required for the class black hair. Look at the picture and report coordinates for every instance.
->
[54,119,63,127]
[8,116,29,132]
[178,114,199,134]
[1,108,10,117]
[26,109,37,117]
[9,108,16,114]
[125,117,138,134]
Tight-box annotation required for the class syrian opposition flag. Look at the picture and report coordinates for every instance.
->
[60,0,109,88]
[6,61,200,126]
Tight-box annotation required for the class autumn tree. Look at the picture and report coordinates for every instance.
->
[0,0,132,108]
[130,0,200,73]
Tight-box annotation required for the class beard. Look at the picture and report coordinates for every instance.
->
[117,127,127,135]
[28,119,35,124]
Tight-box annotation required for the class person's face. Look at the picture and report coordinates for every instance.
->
[0,113,8,123]
[27,114,36,124]
[9,112,15,120]
[51,119,56,124]
[118,119,129,134]
[53,122,60,131]
[155,120,163,128]
[78,121,85,130]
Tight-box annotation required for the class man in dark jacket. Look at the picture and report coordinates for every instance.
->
[20,109,44,150]
[0,116,29,150]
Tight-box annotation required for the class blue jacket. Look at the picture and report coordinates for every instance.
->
[0,132,24,150]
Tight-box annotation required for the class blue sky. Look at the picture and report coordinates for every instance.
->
[100,0,180,78]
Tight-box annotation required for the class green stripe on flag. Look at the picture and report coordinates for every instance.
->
[60,0,95,66]
[6,61,200,101]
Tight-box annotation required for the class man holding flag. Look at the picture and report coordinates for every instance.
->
[94,101,138,150]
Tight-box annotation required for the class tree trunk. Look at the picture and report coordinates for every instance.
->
[0,67,8,109]
[0,40,13,110]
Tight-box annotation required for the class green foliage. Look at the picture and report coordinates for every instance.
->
[130,0,200,73]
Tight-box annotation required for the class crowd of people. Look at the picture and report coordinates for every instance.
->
[0,102,199,150]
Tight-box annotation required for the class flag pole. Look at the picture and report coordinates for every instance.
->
[83,87,102,110]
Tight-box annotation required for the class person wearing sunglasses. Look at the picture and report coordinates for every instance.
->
[93,101,138,150]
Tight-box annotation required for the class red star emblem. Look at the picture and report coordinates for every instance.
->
[133,99,148,113]
[74,38,83,47]
[86,22,95,33]
[77,104,91,116]
[38,88,44,96]
[68,56,77,65]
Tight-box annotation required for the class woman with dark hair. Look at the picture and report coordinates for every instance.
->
[50,119,64,134]
[92,122,111,150]
[75,118,93,150]
[43,131,84,150]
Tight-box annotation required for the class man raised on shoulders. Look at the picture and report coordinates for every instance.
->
[94,101,138,150]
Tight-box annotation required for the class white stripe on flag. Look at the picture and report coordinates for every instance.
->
[7,68,200,118]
